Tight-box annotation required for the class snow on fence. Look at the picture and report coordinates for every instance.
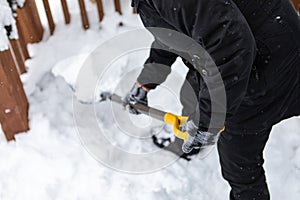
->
[0,0,127,141]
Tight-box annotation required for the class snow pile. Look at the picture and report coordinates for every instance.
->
[10,0,27,16]
[0,0,19,51]
[0,0,300,199]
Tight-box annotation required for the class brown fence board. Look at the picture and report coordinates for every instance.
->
[61,0,71,24]
[9,40,27,74]
[114,0,122,15]
[16,25,30,60]
[14,14,30,60]
[78,0,90,29]
[42,0,56,35]
[96,0,104,22]
[16,0,44,44]
[0,49,29,141]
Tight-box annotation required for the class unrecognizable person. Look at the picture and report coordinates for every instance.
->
[126,0,300,199]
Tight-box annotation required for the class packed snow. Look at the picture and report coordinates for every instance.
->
[0,0,19,51]
[1,0,300,199]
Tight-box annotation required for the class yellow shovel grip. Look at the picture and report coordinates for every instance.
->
[164,113,189,142]
[164,113,226,142]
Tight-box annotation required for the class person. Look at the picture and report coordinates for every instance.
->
[125,0,300,199]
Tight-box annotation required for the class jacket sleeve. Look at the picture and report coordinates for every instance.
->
[151,0,256,132]
[135,0,178,89]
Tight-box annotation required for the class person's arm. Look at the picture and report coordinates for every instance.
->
[134,0,178,90]
[136,40,178,89]
[151,0,256,132]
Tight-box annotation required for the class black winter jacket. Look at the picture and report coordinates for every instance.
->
[132,0,300,133]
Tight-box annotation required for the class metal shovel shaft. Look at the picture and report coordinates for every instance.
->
[100,92,189,141]
[109,94,167,122]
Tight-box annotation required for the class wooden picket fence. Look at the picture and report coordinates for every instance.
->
[0,0,127,141]
[41,0,126,34]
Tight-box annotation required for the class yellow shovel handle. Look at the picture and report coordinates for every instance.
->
[164,113,189,141]
[164,113,226,142]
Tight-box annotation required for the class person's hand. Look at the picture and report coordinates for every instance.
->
[180,120,221,154]
[124,82,149,114]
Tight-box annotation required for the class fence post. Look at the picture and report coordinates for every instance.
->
[96,0,104,22]
[42,0,56,35]
[61,0,71,24]
[16,0,44,44]
[114,0,122,15]
[78,0,90,29]
[0,48,29,141]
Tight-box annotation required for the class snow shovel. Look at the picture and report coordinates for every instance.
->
[100,92,189,141]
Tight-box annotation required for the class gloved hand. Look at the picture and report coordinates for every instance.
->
[180,120,221,154]
[124,82,149,114]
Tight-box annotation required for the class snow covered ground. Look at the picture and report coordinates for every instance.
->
[1,0,300,199]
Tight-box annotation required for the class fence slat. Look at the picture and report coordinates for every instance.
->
[9,40,27,74]
[14,18,30,60]
[0,49,29,141]
[78,0,90,29]
[96,0,104,22]
[16,0,44,44]
[17,28,30,59]
[61,0,71,24]
[42,0,56,35]
[114,0,122,15]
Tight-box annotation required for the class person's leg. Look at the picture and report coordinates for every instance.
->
[217,128,272,200]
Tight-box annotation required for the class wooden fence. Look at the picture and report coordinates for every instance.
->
[0,0,125,141]
[292,0,300,13]
[0,0,299,141]
[42,0,122,33]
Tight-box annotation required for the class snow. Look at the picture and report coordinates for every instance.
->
[1,0,300,199]
[16,0,26,7]
[0,0,18,51]
[4,109,11,114]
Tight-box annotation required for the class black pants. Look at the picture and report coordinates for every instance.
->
[217,128,271,200]
[180,69,272,200]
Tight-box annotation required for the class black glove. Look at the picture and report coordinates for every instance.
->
[180,120,221,154]
[124,82,149,115]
